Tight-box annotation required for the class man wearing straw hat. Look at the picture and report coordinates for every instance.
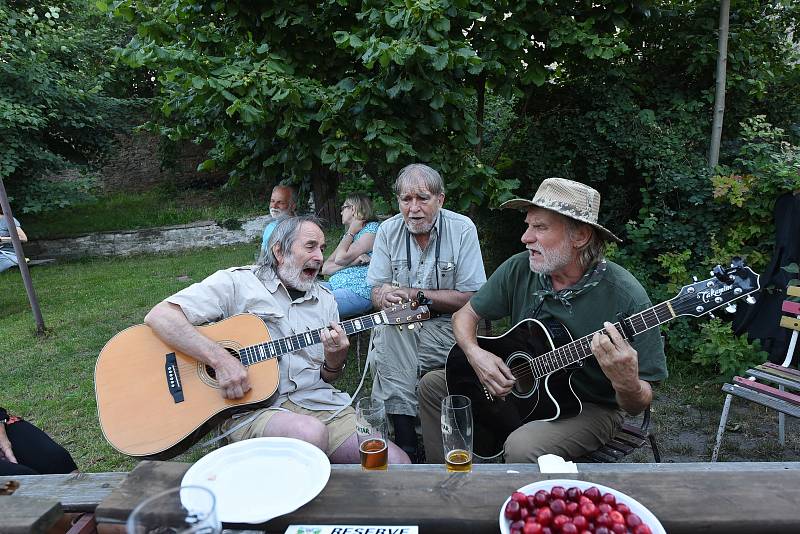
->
[419,178,667,463]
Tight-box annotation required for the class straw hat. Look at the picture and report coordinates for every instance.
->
[500,177,622,243]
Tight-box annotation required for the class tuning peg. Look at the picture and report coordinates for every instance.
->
[693,276,699,282]
[725,304,737,314]
[746,295,757,305]
[408,323,415,330]
[708,312,716,320]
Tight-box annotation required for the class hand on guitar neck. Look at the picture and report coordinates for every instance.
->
[590,321,652,415]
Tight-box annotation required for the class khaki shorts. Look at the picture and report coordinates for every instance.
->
[223,399,356,455]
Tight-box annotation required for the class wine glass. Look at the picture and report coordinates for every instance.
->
[126,485,221,534]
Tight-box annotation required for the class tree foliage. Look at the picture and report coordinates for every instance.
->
[0,0,140,212]
[109,0,657,210]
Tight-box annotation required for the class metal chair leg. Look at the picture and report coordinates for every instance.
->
[712,393,734,462]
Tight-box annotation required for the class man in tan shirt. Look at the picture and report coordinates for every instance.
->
[145,215,409,464]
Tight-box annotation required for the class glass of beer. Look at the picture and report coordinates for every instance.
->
[441,394,473,473]
[126,485,220,533]
[356,397,389,471]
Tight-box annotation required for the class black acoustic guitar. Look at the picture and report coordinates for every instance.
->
[445,260,760,459]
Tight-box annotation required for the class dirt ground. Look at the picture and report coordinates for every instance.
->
[622,384,800,463]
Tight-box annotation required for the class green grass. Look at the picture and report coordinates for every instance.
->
[0,242,368,472]
[22,187,265,240]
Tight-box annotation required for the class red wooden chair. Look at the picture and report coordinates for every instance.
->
[711,285,800,461]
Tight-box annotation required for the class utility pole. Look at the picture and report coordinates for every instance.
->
[0,178,45,334]
[708,0,731,169]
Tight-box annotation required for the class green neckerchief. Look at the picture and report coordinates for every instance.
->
[530,259,608,316]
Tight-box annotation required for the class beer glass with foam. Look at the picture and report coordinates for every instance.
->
[355,397,389,470]
[441,395,473,472]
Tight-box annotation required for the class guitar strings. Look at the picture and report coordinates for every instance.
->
[503,303,671,380]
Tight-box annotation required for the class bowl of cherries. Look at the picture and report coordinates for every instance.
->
[499,479,665,534]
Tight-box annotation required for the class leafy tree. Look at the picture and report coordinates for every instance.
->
[109,0,655,212]
[0,0,139,212]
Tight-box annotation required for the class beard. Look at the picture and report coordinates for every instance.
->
[277,254,321,292]
[270,208,287,218]
[528,240,574,275]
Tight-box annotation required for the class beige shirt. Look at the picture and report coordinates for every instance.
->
[166,265,351,411]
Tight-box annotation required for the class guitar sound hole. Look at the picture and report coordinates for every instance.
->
[204,348,242,380]
[507,352,537,397]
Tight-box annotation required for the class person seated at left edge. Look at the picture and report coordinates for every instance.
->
[145,215,410,464]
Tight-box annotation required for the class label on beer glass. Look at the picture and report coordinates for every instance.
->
[356,424,373,436]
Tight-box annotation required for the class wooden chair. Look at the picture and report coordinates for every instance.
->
[580,405,661,463]
[711,285,800,461]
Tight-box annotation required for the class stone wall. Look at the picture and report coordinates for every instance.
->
[25,216,271,260]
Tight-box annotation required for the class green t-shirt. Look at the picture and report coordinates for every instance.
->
[470,252,668,407]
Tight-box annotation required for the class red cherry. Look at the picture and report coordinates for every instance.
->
[633,525,652,534]
[579,502,598,519]
[608,510,625,525]
[541,528,553,534]
[596,513,611,527]
[534,490,550,507]
[513,492,529,504]
[505,500,521,520]
[595,527,610,534]
[550,498,567,515]
[601,493,617,506]
[566,487,583,502]
[511,529,522,534]
[598,503,613,515]
[561,523,578,534]
[583,486,601,503]
[522,522,543,534]
[536,507,553,526]
[551,486,567,499]
[572,515,589,530]
[616,503,630,515]
[527,495,537,509]
[627,513,643,527]
[552,514,571,530]
[511,520,525,530]
[566,502,579,516]
[579,495,593,506]
[611,524,626,534]
[519,507,530,521]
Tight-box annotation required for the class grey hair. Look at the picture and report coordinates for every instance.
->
[272,184,298,206]
[394,164,444,197]
[565,217,607,271]
[256,215,324,275]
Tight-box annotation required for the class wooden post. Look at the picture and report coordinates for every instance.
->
[0,178,45,334]
[708,0,731,169]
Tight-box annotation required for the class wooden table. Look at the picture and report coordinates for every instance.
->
[91,461,800,533]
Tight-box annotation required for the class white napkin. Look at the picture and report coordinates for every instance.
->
[537,454,578,473]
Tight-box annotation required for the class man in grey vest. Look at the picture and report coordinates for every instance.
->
[366,164,487,459]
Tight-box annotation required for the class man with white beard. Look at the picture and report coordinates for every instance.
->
[418,178,667,464]
[261,184,298,252]
[366,164,487,460]
[145,216,410,464]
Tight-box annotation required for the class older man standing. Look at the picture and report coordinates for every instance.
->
[367,164,486,459]
[418,178,667,463]
[145,216,409,464]
[261,184,298,252]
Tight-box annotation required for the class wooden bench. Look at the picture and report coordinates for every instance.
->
[712,285,800,461]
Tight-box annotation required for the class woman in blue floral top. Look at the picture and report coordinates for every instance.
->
[322,194,380,318]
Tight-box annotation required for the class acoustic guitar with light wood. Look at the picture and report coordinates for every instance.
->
[95,297,431,459]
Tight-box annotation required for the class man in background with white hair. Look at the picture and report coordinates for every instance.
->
[367,163,487,460]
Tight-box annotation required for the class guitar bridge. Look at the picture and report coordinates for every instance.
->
[165,353,184,403]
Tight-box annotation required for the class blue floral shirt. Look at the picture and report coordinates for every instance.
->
[328,221,380,300]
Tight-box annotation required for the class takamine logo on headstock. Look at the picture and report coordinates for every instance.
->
[671,257,760,318]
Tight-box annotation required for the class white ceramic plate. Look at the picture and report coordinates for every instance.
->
[498,478,666,534]
[182,437,331,524]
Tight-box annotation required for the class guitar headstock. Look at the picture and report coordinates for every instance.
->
[383,292,432,326]
[669,258,760,318]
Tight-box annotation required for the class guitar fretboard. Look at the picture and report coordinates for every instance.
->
[237,311,387,366]
[528,301,675,379]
